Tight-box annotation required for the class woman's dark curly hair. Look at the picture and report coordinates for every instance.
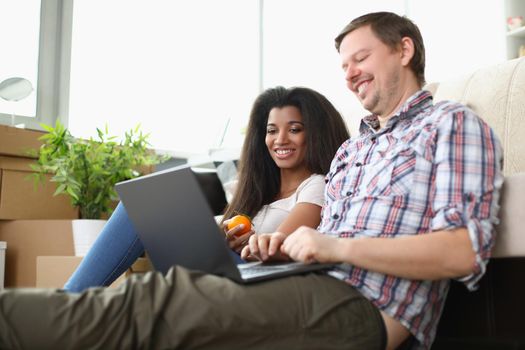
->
[222,86,349,220]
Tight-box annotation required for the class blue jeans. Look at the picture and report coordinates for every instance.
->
[64,202,243,292]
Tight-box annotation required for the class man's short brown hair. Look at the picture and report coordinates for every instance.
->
[335,12,426,87]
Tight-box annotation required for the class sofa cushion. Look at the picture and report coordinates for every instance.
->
[432,57,525,176]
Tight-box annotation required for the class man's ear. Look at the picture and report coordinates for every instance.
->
[399,37,415,67]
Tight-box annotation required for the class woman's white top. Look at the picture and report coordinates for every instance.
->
[251,174,325,234]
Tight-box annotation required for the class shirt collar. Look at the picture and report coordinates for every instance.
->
[359,90,434,135]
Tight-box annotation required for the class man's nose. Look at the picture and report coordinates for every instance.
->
[345,64,360,82]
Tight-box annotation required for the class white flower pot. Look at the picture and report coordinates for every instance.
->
[71,219,107,257]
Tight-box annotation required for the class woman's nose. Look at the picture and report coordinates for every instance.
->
[275,131,288,144]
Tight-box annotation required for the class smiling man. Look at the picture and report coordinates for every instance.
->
[312,12,503,348]
[0,11,503,350]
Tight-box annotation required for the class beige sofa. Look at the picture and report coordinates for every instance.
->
[428,57,525,348]
[429,57,525,257]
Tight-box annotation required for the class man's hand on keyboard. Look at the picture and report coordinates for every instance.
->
[241,232,291,262]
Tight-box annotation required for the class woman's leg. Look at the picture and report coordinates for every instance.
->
[229,250,245,264]
[64,202,145,292]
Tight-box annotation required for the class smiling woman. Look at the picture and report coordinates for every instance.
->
[265,106,307,173]
[60,85,350,293]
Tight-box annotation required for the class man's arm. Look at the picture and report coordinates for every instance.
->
[282,107,501,282]
[341,227,476,280]
[280,226,476,280]
[241,203,321,261]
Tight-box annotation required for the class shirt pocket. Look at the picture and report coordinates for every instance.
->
[365,145,416,196]
[326,162,354,200]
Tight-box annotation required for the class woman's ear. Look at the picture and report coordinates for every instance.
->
[399,37,415,67]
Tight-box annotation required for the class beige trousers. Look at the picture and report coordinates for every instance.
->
[0,267,385,350]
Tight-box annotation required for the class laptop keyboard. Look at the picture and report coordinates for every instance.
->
[238,262,301,277]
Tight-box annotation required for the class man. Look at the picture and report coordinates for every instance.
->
[244,11,502,349]
[0,12,502,350]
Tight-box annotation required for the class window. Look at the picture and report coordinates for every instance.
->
[68,0,259,157]
[262,0,405,135]
[0,0,72,130]
[66,0,507,157]
[0,1,40,122]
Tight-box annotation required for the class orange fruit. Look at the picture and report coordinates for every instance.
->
[227,214,252,237]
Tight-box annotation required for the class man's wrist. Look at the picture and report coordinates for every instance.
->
[335,236,356,264]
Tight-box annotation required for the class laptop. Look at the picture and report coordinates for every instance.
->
[115,164,334,283]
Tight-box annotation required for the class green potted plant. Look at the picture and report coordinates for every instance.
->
[29,121,169,255]
[30,121,168,219]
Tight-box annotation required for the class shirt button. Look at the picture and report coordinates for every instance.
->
[346,191,353,196]
[355,162,363,167]
[332,214,339,220]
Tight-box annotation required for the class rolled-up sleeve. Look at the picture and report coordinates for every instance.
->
[430,107,504,290]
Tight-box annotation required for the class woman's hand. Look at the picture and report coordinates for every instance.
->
[223,219,254,253]
[241,232,291,262]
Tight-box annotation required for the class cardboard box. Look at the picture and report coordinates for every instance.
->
[0,220,75,287]
[0,125,44,158]
[36,256,84,288]
[36,256,152,289]
[0,156,78,219]
[128,256,153,274]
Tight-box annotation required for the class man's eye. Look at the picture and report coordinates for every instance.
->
[356,55,368,63]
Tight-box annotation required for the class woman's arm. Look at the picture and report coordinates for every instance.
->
[275,202,322,234]
[242,203,322,261]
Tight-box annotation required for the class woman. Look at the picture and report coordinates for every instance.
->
[64,86,349,292]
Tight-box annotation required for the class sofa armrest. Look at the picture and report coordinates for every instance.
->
[433,173,525,348]
[493,172,525,257]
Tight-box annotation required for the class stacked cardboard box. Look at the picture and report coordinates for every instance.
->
[0,220,75,287]
[0,125,78,287]
[0,156,78,219]
[0,124,44,157]
[0,219,152,288]
[0,125,156,288]
[36,256,152,289]
[0,125,78,219]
